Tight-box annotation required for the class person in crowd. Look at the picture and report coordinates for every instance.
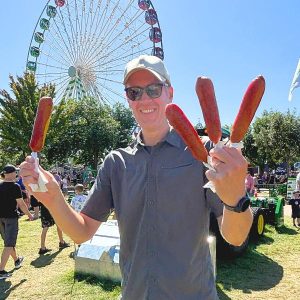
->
[268,170,276,184]
[20,55,252,299]
[70,184,88,213]
[38,202,70,255]
[0,165,33,280]
[83,172,95,189]
[253,173,260,193]
[289,190,300,227]
[16,175,30,209]
[296,170,300,191]
[245,170,255,197]
[61,176,68,197]
[30,195,40,220]
[261,171,269,184]
[52,170,62,187]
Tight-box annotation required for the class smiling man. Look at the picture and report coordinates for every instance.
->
[20,55,252,299]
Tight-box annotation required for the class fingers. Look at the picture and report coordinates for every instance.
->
[206,145,247,180]
[209,145,242,164]
[205,144,248,205]
[19,157,38,180]
[19,156,52,192]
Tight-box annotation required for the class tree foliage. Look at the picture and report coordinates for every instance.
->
[0,72,55,164]
[244,110,300,171]
[0,73,136,170]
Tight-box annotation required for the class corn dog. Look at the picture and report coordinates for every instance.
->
[195,77,222,144]
[29,97,53,152]
[165,103,208,162]
[230,76,265,143]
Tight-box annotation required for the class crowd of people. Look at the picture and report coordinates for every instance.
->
[51,168,96,190]
[0,164,88,280]
[244,169,290,197]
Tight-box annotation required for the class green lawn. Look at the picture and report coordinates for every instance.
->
[0,213,299,299]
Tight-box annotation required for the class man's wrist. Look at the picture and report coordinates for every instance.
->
[223,195,250,213]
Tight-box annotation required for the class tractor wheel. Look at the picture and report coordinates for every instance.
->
[250,207,265,240]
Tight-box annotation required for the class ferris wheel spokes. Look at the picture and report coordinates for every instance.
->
[26,0,165,104]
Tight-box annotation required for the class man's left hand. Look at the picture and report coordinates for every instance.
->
[205,145,248,206]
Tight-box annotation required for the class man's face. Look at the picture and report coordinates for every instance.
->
[125,70,173,132]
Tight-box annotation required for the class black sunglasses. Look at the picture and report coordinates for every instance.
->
[125,82,169,101]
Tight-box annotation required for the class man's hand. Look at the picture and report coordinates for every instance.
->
[19,156,63,206]
[205,145,248,206]
[28,214,34,221]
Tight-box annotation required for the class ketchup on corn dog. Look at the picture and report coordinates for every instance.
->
[165,103,208,163]
[29,97,53,152]
[230,75,265,143]
[195,77,222,144]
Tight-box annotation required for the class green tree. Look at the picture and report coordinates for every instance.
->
[0,73,136,170]
[45,98,136,170]
[252,110,300,172]
[111,102,136,148]
[0,72,56,165]
[242,126,265,172]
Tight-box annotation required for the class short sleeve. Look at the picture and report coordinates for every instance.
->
[205,188,224,217]
[14,183,22,199]
[81,154,114,222]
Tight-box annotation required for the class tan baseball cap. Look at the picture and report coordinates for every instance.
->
[123,55,171,85]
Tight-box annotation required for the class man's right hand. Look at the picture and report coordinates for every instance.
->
[19,156,64,207]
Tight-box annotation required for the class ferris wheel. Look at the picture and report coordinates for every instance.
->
[26,0,165,105]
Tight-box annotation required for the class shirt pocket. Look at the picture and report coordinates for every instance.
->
[161,161,194,169]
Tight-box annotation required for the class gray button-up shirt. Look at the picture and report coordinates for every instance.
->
[82,129,223,300]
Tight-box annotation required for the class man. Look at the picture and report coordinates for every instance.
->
[52,170,62,187]
[0,164,34,280]
[20,55,253,299]
[83,172,95,189]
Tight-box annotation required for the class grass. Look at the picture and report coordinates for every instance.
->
[1,211,299,299]
[217,217,300,299]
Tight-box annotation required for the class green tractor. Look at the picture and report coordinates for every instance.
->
[249,184,285,239]
[209,183,286,259]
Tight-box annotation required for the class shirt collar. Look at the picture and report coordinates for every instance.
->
[133,127,182,150]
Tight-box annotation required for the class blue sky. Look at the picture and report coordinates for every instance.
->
[0,0,299,127]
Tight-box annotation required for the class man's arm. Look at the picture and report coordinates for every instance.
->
[217,208,252,246]
[45,193,101,244]
[16,198,34,220]
[19,156,101,244]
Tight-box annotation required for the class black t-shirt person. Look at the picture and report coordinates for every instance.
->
[0,182,22,218]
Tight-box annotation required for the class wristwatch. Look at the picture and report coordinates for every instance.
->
[223,195,250,213]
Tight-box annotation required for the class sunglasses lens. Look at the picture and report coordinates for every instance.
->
[126,87,143,101]
[125,83,165,101]
[146,84,163,98]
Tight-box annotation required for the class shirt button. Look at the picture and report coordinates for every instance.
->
[151,276,157,283]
